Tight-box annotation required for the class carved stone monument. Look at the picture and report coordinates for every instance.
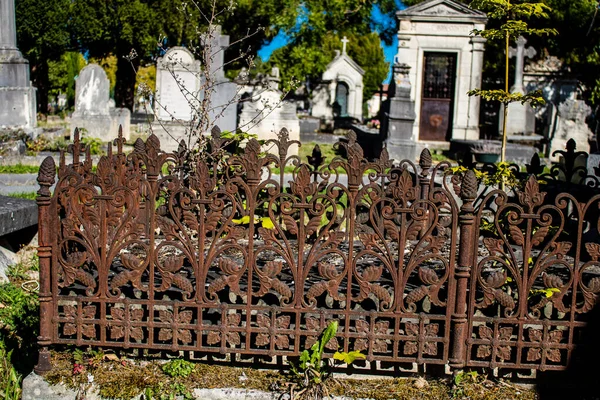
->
[380,62,417,161]
[71,64,131,140]
[0,0,36,131]
[501,36,537,135]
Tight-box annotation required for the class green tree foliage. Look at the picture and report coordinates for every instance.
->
[47,52,86,109]
[469,0,557,162]
[15,0,71,113]
[70,0,159,109]
[541,0,600,104]
[268,0,396,99]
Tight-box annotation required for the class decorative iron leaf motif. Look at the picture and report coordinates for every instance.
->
[485,270,507,289]
[354,320,389,353]
[255,314,291,349]
[531,226,549,247]
[112,251,147,292]
[157,255,192,295]
[518,176,546,211]
[586,243,600,261]
[508,225,524,246]
[207,259,244,299]
[418,267,439,285]
[109,307,145,341]
[403,322,439,356]
[405,285,429,310]
[254,260,292,303]
[493,289,516,310]
[157,309,194,344]
[483,238,504,255]
[543,273,564,289]
[206,313,243,346]
[527,328,563,363]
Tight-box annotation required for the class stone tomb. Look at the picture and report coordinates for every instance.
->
[395,0,487,143]
[70,64,131,141]
[311,37,365,126]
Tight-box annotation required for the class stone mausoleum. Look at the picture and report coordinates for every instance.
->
[395,0,487,144]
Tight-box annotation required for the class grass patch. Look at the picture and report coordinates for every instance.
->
[0,164,39,174]
[272,142,342,174]
[0,249,40,400]
[6,192,37,201]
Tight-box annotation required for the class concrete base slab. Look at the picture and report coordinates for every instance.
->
[22,373,359,400]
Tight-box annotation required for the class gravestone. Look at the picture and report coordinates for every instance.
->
[152,26,238,152]
[71,64,131,141]
[201,25,238,133]
[0,195,37,282]
[238,68,300,156]
[501,36,537,135]
[380,62,417,162]
[0,0,36,131]
[550,98,593,160]
[155,47,201,122]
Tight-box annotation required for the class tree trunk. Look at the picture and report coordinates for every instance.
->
[34,60,50,115]
[114,54,138,111]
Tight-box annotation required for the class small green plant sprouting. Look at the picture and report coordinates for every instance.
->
[287,321,365,399]
[161,359,195,379]
[452,370,481,398]
[468,0,557,162]
[80,135,104,155]
[448,162,519,191]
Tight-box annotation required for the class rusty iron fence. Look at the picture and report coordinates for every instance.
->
[34,128,600,375]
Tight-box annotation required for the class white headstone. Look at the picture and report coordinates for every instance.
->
[74,64,110,117]
[154,47,201,122]
[71,63,130,141]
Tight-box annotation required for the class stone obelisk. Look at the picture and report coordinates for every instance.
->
[0,0,36,130]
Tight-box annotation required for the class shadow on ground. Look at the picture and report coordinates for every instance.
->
[536,302,600,400]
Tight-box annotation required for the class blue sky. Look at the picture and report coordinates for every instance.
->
[257,1,406,84]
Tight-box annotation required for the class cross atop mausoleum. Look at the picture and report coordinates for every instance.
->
[341,36,349,54]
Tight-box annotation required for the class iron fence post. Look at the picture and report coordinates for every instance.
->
[34,156,56,375]
[450,170,477,369]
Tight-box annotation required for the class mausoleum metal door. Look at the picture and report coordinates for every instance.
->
[335,82,349,117]
[419,52,457,141]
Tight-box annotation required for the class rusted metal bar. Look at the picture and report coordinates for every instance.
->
[449,170,477,368]
[34,156,56,375]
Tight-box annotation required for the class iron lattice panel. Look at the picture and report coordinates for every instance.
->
[40,127,459,368]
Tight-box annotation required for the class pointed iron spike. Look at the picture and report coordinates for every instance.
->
[211,125,221,138]
[566,138,576,152]
[107,142,112,159]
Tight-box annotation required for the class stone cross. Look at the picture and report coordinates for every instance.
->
[0,0,18,50]
[202,25,230,80]
[341,36,349,54]
[509,36,536,94]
